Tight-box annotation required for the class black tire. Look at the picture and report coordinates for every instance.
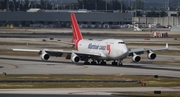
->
[112,62,117,66]
[91,62,96,65]
[84,62,90,65]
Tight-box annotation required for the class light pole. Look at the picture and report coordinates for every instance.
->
[121,0,123,13]
[82,0,84,9]
[57,5,59,11]
[135,0,137,17]
[52,0,54,10]
[95,2,97,11]
[105,0,107,12]
[168,0,170,26]
[12,1,15,12]
[34,0,36,8]
[18,0,21,11]
[6,0,9,12]
[70,3,71,10]
[61,0,63,9]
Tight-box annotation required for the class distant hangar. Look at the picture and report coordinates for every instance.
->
[0,12,132,27]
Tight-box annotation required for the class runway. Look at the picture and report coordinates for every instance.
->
[1,87,180,95]
[0,55,180,78]
[0,94,118,97]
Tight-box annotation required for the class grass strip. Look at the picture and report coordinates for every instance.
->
[126,43,180,46]
[0,83,141,89]
[0,49,38,56]
[0,42,43,45]
[0,75,180,88]
[153,61,180,66]
[154,50,180,56]
[114,92,180,97]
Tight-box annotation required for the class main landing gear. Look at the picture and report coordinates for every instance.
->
[84,60,106,65]
[100,60,106,65]
[84,61,90,65]
[84,60,97,65]
[91,60,97,65]
[84,59,123,66]
[112,60,123,66]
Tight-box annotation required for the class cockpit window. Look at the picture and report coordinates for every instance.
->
[118,42,125,44]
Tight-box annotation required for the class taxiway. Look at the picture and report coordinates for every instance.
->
[0,55,180,78]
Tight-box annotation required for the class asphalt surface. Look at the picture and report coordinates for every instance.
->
[0,28,180,96]
[0,55,180,78]
[0,28,173,39]
[0,88,180,96]
[0,94,120,97]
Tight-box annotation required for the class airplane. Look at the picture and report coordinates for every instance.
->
[12,12,168,66]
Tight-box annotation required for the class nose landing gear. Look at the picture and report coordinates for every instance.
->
[118,60,123,66]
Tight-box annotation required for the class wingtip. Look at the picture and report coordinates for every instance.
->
[166,43,168,49]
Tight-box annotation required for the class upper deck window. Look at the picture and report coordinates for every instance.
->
[118,42,125,44]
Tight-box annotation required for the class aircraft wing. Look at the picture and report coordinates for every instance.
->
[48,40,75,45]
[128,43,168,55]
[44,49,101,57]
[12,48,102,57]
[12,49,40,52]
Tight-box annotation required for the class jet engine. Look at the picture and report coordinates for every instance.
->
[132,54,141,62]
[71,53,80,63]
[40,52,50,61]
[147,52,156,60]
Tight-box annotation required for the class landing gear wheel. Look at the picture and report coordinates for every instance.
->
[91,61,97,65]
[118,60,123,66]
[100,62,106,65]
[97,60,100,65]
[118,62,123,66]
[84,61,90,65]
[112,62,117,66]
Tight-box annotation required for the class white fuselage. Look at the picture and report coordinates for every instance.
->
[77,39,129,60]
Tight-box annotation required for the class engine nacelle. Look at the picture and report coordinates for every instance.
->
[41,52,50,61]
[71,53,80,63]
[132,55,141,62]
[147,52,156,60]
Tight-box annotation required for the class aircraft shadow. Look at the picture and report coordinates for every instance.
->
[1,56,180,72]
[87,61,180,72]
[0,57,71,64]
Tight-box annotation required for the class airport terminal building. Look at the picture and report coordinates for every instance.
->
[0,11,132,28]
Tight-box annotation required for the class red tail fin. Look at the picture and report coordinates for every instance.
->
[71,13,83,44]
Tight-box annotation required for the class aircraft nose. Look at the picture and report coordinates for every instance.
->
[123,48,128,55]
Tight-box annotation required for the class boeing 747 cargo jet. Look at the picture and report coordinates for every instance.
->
[13,13,168,65]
